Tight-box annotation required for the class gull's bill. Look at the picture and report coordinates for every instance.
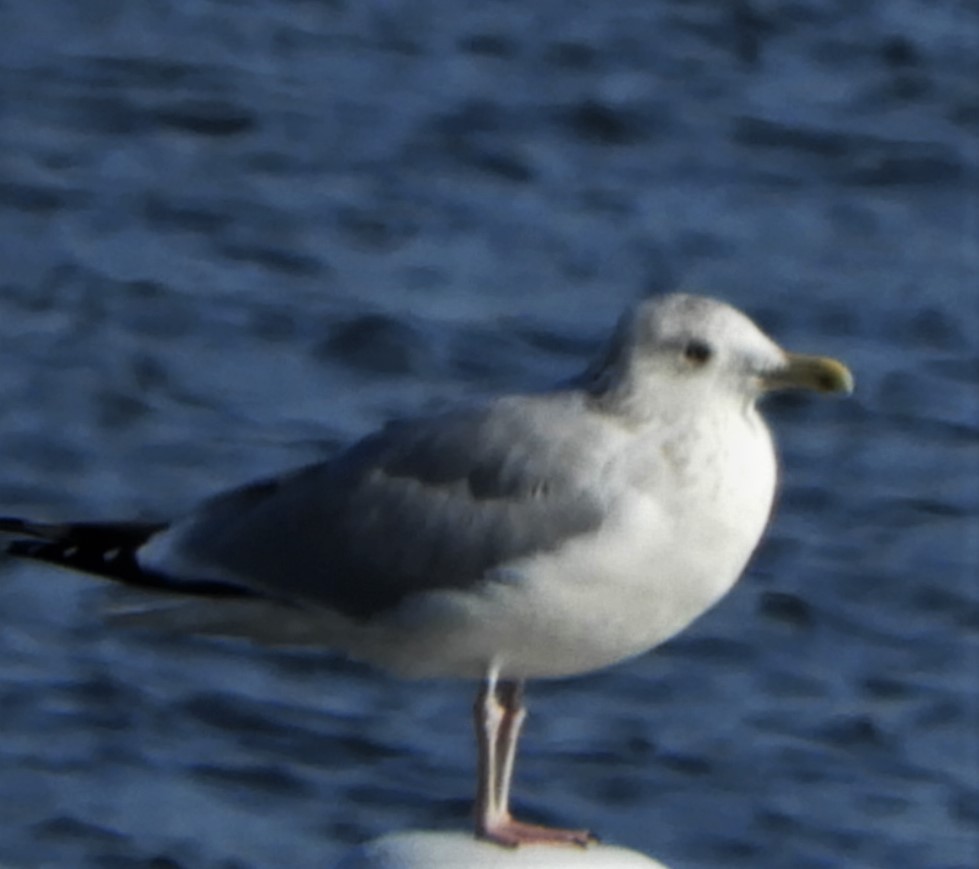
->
[763,352,854,395]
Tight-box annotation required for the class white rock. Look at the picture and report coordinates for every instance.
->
[334,831,672,869]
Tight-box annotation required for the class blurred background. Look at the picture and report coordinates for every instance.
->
[0,1,976,867]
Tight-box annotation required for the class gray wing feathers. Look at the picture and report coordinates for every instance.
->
[155,399,606,619]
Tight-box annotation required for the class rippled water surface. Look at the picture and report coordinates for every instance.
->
[1,2,976,867]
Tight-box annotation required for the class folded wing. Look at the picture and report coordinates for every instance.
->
[118,399,607,619]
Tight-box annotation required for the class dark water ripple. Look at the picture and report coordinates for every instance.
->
[1,1,977,867]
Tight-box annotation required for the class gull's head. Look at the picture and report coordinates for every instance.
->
[585,294,853,416]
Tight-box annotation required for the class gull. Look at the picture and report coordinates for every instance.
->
[0,293,853,847]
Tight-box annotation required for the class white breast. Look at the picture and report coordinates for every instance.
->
[354,406,778,680]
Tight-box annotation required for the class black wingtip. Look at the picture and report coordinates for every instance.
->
[1,517,165,580]
[2,516,261,601]
[0,516,41,537]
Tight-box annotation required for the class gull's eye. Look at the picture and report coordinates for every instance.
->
[683,339,713,365]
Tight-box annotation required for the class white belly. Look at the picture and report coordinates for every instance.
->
[354,413,778,680]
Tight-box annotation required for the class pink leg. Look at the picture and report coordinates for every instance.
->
[473,674,595,848]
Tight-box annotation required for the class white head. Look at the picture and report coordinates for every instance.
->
[583,294,853,419]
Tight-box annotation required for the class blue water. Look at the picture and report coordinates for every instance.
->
[0,1,976,867]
